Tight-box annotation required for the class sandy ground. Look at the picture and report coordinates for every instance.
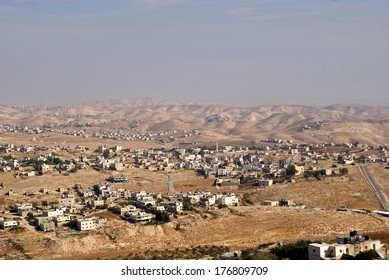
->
[251,167,382,210]
[1,166,389,260]
[2,205,389,260]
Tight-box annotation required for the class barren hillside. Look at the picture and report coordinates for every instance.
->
[1,99,389,146]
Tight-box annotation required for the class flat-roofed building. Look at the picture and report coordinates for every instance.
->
[0,219,18,229]
[77,219,96,231]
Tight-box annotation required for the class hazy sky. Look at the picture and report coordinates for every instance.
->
[0,0,388,106]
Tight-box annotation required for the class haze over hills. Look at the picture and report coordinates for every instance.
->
[1,98,389,146]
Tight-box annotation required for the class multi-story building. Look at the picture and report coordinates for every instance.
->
[0,218,18,230]
[308,231,385,260]
[77,219,96,231]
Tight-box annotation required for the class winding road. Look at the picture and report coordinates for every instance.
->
[360,165,389,211]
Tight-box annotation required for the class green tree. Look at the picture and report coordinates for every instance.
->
[354,250,378,260]
[270,240,312,260]
[155,211,171,223]
[183,198,194,211]
[103,149,110,159]
[285,165,297,177]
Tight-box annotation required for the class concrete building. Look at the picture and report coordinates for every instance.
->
[77,219,96,231]
[59,195,75,207]
[126,212,154,223]
[218,194,239,206]
[43,209,64,217]
[113,205,137,215]
[220,251,242,260]
[110,162,124,171]
[294,165,305,176]
[0,219,18,229]
[91,199,105,208]
[255,179,273,187]
[308,231,385,260]
[38,220,56,232]
[262,200,279,206]
[159,201,183,213]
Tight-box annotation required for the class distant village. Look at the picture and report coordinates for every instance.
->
[1,122,201,143]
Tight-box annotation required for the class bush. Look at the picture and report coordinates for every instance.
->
[155,211,171,223]
[354,250,378,260]
[270,240,312,260]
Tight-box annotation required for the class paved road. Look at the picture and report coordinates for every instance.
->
[360,166,389,211]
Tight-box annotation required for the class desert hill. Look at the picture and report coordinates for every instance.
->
[1,99,389,146]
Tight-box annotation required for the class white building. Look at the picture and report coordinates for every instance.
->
[219,194,239,206]
[77,219,96,231]
[0,219,18,229]
[44,209,64,217]
[262,200,279,206]
[309,232,384,260]
[126,212,154,223]
[110,162,124,171]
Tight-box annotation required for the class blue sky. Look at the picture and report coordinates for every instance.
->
[0,0,388,106]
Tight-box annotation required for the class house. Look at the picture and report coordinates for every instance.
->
[262,200,279,206]
[38,220,56,232]
[40,163,53,173]
[131,191,147,201]
[135,197,156,209]
[199,195,216,206]
[215,178,240,188]
[108,175,128,183]
[126,212,154,223]
[308,231,385,260]
[159,201,183,213]
[6,189,15,196]
[91,199,105,208]
[59,195,75,207]
[294,165,305,176]
[25,171,36,177]
[0,219,18,230]
[220,251,242,260]
[150,205,165,212]
[110,162,124,171]
[113,205,137,215]
[321,169,332,176]
[43,208,64,217]
[279,199,294,206]
[0,166,11,172]
[77,218,96,231]
[218,194,239,206]
[255,179,273,187]
[217,167,233,177]
[14,203,33,214]
[54,215,71,224]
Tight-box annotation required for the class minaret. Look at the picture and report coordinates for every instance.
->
[216,141,219,153]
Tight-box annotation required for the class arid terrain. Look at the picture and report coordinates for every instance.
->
[1,162,389,260]
[1,99,389,148]
[1,99,389,260]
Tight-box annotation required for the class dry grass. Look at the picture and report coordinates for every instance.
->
[252,167,382,210]
[1,164,388,260]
